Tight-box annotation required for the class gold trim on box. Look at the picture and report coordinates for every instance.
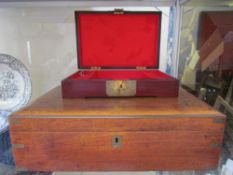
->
[12,144,25,149]
[213,118,225,124]
[10,118,21,125]
[106,80,136,96]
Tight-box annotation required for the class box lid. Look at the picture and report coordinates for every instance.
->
[75,11,161,69]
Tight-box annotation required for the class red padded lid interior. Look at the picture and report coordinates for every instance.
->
[76,12,161,69]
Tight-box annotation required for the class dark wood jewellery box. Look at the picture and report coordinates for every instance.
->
[62,10,179,98]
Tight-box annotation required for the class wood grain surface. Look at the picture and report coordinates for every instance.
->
[9,86,225,171]
[10,117,225,132]
[11,131,222,171]
[12,86,221,117]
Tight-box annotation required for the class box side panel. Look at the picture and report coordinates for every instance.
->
[61,77,179,98]
[11,130,223,171]
[62,79,106,98]
[137,79,179,97]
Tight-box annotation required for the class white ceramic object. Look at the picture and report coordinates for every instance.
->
[0,117,7,134]
[0,54,31,132]
[221,159,233,175]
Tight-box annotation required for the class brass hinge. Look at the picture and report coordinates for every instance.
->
[15,167,28,172]
[136,66,146,70]
[213,118,225,124]
[114,8,124,14]
[10,118,21,125]
[209,143,221,148]
[91,66,101,70]
[12,144,25,149]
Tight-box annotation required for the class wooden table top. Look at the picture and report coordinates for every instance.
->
[14,86,221,117]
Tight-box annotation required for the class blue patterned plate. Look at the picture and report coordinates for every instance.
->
[0,54,31,132]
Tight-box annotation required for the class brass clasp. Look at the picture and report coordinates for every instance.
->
[114,9,124,14]
[106,80,136,96]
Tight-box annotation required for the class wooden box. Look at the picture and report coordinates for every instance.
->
[61,11,179,98]
[10,87,225,171]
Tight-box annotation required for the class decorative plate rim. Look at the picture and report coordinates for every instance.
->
[0,54,32,131]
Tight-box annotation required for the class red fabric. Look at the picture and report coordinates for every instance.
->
[77,13,161,68]
[70,70,170,80]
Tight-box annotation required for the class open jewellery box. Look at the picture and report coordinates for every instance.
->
[62,10,179,98]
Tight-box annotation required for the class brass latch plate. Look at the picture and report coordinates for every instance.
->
[106,80,136,96]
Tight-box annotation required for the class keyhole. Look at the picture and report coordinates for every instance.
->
[120,84,123,89]
[112,136,122,148]
[115,137,119,143]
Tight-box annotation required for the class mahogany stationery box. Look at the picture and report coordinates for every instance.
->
[62,10,179,98]
[10,87,225,171]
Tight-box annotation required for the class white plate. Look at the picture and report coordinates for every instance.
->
[0,114,8,134]
[0,54,31,132]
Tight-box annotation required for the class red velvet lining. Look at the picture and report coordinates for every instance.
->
[77,13,161,68]
[69,70,170,80]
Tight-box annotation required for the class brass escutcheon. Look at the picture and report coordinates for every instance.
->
[106,80,136,96]
[112,136,122,148]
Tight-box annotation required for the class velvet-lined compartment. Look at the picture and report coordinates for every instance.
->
[69,70,170,80]
[76,12,161,68]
